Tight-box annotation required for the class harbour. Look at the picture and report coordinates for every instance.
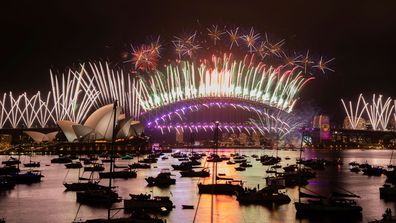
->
[1,148,395,223]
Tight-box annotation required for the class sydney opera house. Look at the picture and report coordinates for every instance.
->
[23,104,144,144]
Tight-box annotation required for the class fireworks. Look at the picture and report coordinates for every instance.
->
[242,28,260,52]
[131,44,159,72]
[172,32,200,58]
[313,57,335,74]
[341,94,367,130]
[250,111,304,138]
[227,27,240,49]
[207,25,224,45]
[0,24,333,132]
[342,94,396,131]
[138,54,313,113]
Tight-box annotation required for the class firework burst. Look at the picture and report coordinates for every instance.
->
[242,28,260,52]
[313,57,335,74]
[227,27,240,49]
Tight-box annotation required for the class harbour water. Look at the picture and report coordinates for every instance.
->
[0,148,394,223]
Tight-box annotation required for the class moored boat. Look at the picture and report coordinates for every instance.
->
[180,168,210,177]
[146,169,175,186]
[237,186,291,205]
[124,193,174,213]
[99,169,137,179]
[11,170,44,184]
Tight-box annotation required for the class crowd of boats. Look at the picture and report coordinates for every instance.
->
[2,148,396,222]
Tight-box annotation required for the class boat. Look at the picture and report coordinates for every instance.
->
[283,164,297,172]
[64,180,108,192]
[0,165,20,175]
[362,166,384,176]
[294,142,361,214]
[369,208,396,223]
[206,154,223,162]
[51,156,72,164]
[23,151,40,168]
[226,161,235,165]
[76,101,120,207]
[0,175,15,190]
[380,183,396,199]
[128,163,151,169]
[266,167,278,174]
[146,169,176,186]
[182,205,194,209]
[197,121,244,196]
[260,155,281,165]
[76,188,121,205]
[236,186,291,205]
[124,193,174,213]
[74,101,166,223]
[350,166,361,173]
[64,169,107,191]
[11,170,44,184]
[171,162,193,171]
[180,168,210,177]
[233,157,247,163]
[99,169,137,179]
[235,166,246,171]
[198,180,244,195]
[65,161,83,169]
[23,161,40,168]
[2,157,21,166]
[138,155,158,163]
[294,193,363,214]
[84,163,105,172]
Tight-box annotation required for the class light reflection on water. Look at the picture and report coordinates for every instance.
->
[0,148,395,223]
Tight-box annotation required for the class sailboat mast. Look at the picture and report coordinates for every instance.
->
[298,129,304,203]
[108,100,118,220]
[213,121,219,184]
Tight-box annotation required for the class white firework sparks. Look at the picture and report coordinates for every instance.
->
[242,28,260,52]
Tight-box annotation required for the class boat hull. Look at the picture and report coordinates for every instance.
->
[295,202,362,213]
[198,183,244,195]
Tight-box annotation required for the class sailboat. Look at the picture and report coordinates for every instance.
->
[295,189,362,214]
[197,121,244,195]
[64,168,107,191]
[23,150,40,168]
[294,132,362,214]
[76,101,164,223]
[10,149,43,184]
[76,101,121,206]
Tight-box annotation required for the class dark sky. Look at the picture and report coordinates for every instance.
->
[1,0,395,124]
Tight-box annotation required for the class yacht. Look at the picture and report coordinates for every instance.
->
[124,193,174,213]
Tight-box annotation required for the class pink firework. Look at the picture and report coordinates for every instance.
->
[131,44,159,72]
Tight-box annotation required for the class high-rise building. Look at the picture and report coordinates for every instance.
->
[312,115,331,141]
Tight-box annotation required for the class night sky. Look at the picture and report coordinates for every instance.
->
[1,0,395,125]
